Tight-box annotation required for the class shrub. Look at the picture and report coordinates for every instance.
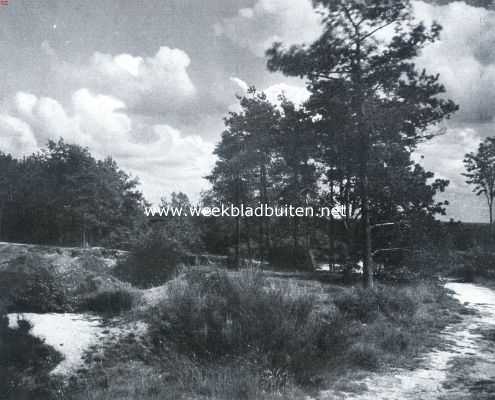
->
[0,255,67,313]
[62,354,304,400]
[83,289,134,315]
[400,248,441,279]
[62,277,458,399]
[114,230,185,288]
[444,250,495,282]
[78,253,109,274]
[0,315,62,399]
[148,270,339,383]
[190,359,300,399]
[346,342,380,370]
[268,246,313,271]
[379,326,410,353]
[466,251,495,279]
[334,289,380,323]
[377,286,417,321]
[334,285,417,324]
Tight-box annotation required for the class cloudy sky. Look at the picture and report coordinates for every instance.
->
[0,0,494,222]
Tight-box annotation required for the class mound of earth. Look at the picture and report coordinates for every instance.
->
[0,242,130,308]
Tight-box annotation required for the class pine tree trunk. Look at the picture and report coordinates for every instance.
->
[259,216,264,261]
[328,182,335,270]
[354,36,374,289]
[235,175,241,268]
[235,214,241,268]
[246,219,252,259]
[260,164,271,260]
[293,218,298,249]
[362,174,373,288]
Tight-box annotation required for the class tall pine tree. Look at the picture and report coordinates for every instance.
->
[266,0,458,286]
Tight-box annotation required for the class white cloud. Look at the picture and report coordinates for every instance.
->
[415,127,480,189]
[54,46,196,114]
[264,83,310,106]
[215,0,323,57]
[238,8,255,19]
[0,90,215,203]
[230,77,250,93]
[0,115,38,157]
[414,125,487,221]
[414,1,495,122]
[230,77,310,107]
[400,1,495,221]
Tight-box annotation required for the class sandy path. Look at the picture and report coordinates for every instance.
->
[316,282,495,400]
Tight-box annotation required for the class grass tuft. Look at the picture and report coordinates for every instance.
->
[83,289,134,315]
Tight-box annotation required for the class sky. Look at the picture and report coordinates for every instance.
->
[0,0,494,222]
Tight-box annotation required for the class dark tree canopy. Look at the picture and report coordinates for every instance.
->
[265,0,458,286]
[0,139,147,248]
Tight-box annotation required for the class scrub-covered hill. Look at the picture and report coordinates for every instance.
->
[0,242,130,310]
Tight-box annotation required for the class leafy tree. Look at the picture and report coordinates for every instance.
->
[0,139,146,248]
[463,137,495,233]
[93,156,147,248]
[158,192,202,250]
[266,0,458,286]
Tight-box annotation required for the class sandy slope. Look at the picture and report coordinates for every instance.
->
[7,312,147,376]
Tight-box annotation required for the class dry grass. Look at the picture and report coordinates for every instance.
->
[60,268,463,400]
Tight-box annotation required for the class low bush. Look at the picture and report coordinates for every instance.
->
[346,342,380,370]
[0,255,67,313]
[114,230,185,288]
[333,288,379,322]
[442,250,495,282]
[466,251,495,279]
[334,285,417,323]
[83,289,134,315]
[0,314,62,399]
[62,275,460,399]
[148,270,341,383]
[62,355,305,400]
[378,325,411,353]
[187,359,301,399]
[400,248,443,279]
[268,246,314,271]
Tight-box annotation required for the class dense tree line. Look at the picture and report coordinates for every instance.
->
[0,1,462,287]
[0,139,146,248]
[205,93,321,267]
[206,0,458,286]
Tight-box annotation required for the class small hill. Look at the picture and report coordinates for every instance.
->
[0,242,130,310]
